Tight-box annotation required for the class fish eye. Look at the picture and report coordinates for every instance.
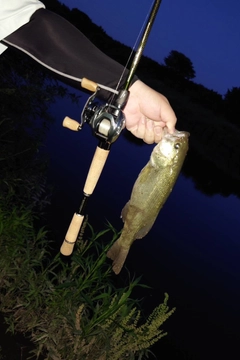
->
[174,142,181,149]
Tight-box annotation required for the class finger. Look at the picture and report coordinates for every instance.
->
[154,120,166,127]
[160,101,177,134]
[134,116,146,140]
[164,111,177,134]
[143,119,155,144]
[153,125,163,143]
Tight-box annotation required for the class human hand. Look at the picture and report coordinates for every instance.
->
[123,80,177,144]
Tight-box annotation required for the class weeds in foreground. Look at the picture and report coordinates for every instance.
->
[0,204,175,359]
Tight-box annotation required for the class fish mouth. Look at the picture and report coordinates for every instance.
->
[154,129,189,159]
[165,129,190,139]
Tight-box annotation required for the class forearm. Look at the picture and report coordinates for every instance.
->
[2,8,136,100]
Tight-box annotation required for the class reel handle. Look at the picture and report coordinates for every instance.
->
[63,116,81,131]
[81,77,98,92]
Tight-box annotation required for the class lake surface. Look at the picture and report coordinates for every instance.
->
[44,90,240,359]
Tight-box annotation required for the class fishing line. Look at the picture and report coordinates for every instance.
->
[110,0,154,104]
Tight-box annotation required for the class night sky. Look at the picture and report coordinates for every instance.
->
[61,0,240,95]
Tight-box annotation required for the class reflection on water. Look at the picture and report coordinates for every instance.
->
[44,89,240,359]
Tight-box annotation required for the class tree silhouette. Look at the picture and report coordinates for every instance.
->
[0,48,77,210]
[224,87,240,126]
[164,50,196,80]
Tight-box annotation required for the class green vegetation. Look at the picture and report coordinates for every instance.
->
[0,202,174,359]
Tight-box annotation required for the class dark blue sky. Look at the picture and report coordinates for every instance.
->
[62,0,240,96]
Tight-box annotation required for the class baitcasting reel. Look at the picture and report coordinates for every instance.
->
[63,78,129,145]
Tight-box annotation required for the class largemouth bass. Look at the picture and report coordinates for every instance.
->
[107,130,189,274]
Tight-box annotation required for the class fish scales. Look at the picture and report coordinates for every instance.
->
[107,130,189,274]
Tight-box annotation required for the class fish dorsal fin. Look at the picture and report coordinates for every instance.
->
[121,201,130,222]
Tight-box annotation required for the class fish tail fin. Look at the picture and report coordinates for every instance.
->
[107,239,129,275]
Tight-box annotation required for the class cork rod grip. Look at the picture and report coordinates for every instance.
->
[83,146,110,195]
[60,213,84,256]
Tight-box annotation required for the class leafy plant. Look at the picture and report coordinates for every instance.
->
[0,203,175,359]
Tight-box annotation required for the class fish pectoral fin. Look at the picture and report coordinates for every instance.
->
[107,239,129,275]
[135,222,155,239]
[121,201,130,222]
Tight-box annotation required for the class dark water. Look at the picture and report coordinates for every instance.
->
[44,90,240,359]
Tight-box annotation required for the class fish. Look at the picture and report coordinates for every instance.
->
[107,130,189,274]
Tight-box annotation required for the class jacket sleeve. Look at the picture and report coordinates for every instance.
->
[1,8,138,100]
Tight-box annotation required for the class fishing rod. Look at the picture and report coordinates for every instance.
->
[60,0,162,256]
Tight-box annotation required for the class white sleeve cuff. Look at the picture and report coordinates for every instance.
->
[0,0,45,54]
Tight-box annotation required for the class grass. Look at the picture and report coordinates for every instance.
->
[0,201,175,359]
